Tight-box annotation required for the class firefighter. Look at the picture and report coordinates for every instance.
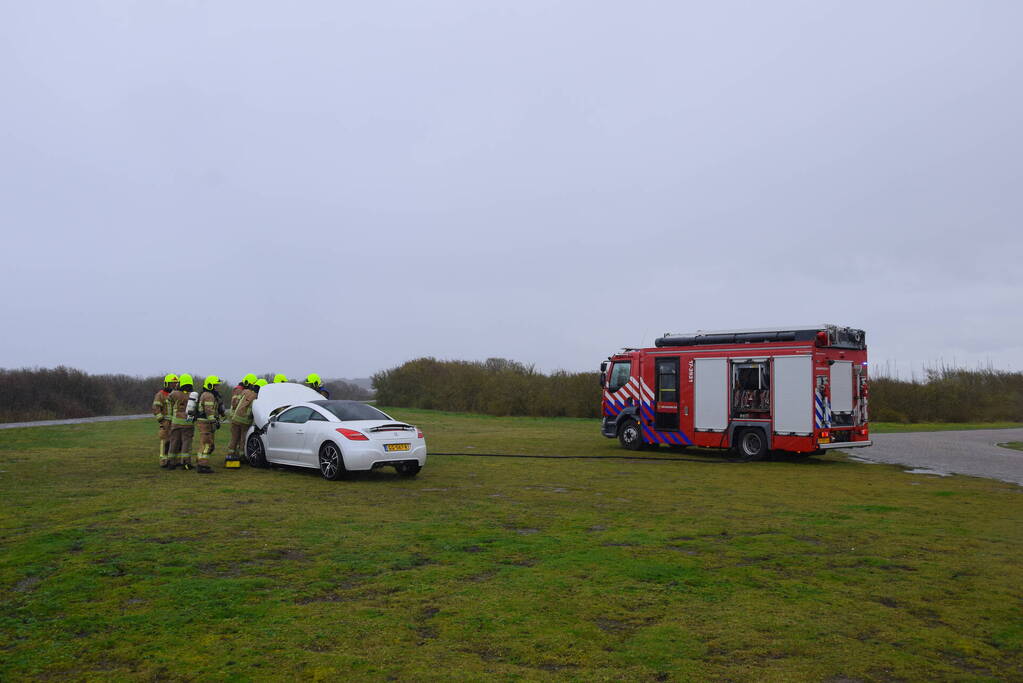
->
[195,375,225,474]
[273,373,288,383]
[228,373,257,421]
[167,373,197,470]
[152,373,178,468]
[227,378,266,466]
[304,373,330,398]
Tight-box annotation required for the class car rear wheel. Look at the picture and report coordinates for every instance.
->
[246,435,268,468]
[395,462,421,478]
[319,443,350,481]
[618,418,645,451]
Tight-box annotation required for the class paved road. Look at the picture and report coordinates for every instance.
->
[0,414,150,430]
[851,428,1023,486]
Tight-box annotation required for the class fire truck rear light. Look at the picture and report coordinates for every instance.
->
[820,430,830,438]
[336,428,368,441]
[858,428,868,436]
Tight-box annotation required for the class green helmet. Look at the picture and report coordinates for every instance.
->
[242,373,258,386]
[178,373,194,388]
[273,374,288,383]
[304,373,322,387]
[254,379,268,388]
[203,375,222,390]
[164,373,179,384]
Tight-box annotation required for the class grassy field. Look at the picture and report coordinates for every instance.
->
[998,442,1023,452]
[1,410,1021,681]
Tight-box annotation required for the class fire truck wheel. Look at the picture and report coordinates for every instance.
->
[735,428,768,461]
[618,419,645,451]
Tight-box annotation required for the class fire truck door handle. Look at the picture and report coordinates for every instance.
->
[684,406,689,416]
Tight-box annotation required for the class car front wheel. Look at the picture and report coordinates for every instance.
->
[246,435,268,468]
[319,443,350,481]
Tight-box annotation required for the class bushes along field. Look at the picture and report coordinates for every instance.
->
[2,361,1021,424]
[0,367,370,423]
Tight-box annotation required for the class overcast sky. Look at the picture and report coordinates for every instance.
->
[1,1,1020,382]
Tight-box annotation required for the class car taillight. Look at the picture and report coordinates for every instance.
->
[858,428,868,436]
[820,430,830,439]
[417,430,424,439]
[336,428,368,441]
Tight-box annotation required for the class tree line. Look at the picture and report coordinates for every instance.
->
[373,357,1022,424]
[0,367,372,423]
[372,357,601,418]
[3,362,1020,424]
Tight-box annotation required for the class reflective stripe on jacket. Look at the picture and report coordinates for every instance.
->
[197,390,220,423]
[152,389,170,420]
[169,389,192,426]
[232,389,257,425]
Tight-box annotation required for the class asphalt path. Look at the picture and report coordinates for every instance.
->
[851,428,1023,486]
[0,414,150,430]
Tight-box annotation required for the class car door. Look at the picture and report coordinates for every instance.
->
[301,409,330,465]
[269,406,314,464]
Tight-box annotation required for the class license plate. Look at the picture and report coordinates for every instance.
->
[385,443,411,452]
[819,437,830,444]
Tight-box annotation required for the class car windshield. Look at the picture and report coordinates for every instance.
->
[312,400,391,421]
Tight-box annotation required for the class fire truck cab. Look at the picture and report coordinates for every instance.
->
[600,325,871,459]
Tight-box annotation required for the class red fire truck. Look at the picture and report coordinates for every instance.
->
[600,325,872,459]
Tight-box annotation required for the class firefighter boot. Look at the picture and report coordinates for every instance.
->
[159,440,169,468]
[197,464,214,474]
[181,456,192,471]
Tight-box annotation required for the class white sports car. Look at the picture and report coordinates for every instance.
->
[243,383,426,480]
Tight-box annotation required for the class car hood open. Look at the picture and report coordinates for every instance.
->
[251,383,326,427]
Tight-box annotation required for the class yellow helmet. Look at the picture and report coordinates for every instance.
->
[305,373,322,387]
[273,374,288,383]
[164,373,178,384]
[178,373,194,388]
[203,375,222,390]
[242,373,258,386]
[254,379,268,388]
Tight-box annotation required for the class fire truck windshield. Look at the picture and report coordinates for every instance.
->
[609,362,631,391]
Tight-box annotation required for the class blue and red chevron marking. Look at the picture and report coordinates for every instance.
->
[603,396,693,446]
[640,401,693,445]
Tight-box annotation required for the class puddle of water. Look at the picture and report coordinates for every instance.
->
[847,455,881,464]
[905,468,951,477]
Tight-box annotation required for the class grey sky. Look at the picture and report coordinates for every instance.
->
[1,1,1020,382]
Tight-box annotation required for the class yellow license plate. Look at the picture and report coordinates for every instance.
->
[819,437,830,444]
[385,443,411,452]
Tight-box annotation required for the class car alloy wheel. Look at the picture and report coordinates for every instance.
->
[319,443,343,480]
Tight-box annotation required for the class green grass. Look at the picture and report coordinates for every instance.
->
[870,421,1023,433]
[1,410,1022,681]
[998,442,1023,452]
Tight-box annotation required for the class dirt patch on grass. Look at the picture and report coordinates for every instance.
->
[259,547,310,562]
[14,575,41,592]
[391,553,433,571]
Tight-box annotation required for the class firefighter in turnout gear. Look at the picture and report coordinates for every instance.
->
[153,373,178,467]
[196,375,225,474]
[227,378,265,466]
[228,373,257,421]
[167,374,197,470]
[304,373,330,398]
